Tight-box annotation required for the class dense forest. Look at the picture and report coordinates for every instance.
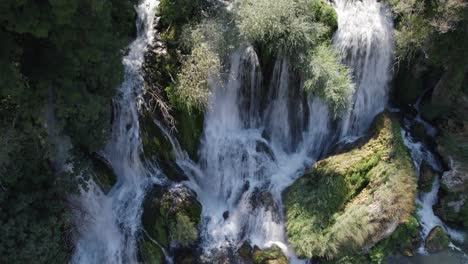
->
[0,0,467,263]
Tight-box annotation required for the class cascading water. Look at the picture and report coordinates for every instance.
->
[333,0,394,137]
[175,47,331,262]
[72,1,161,263]
[400,99,465,253]
[173,0,396,261]
[71,0,398,262]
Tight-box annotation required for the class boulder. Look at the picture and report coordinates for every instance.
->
[425,226,450,253]
[252,245,288,264]
[140,184,202,263]
[283,112,417,260]
[139,113,188,182]
[419,161,437,192]
[435,192,468,227]
[89,153,117,194]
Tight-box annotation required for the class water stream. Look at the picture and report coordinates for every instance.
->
[72,0,399,262]
[72,1,161,263]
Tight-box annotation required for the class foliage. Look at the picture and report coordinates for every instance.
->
[283,113,417,260]
[0,0,136,262]
[0,99,76,263]
[169,213,198,247]
[172,43,221,111]
[304,44,355,116]
[235,0,329,56]
[252,245,288,264]
[368,214,420,263]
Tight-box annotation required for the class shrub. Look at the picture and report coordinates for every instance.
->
[304,44,355,117]
[235,0,327,56]
[169,213,198,247]
[172,43,221,111]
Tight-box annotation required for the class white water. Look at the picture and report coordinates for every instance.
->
[333,0,394,137]
[173,0,395,261]
[72,1,161,263]
[401,117,465,254]
[70,0,397,262]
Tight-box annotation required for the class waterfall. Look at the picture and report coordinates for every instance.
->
[175,46,330,262]
[333,0,394,137]
[71,1,161,263]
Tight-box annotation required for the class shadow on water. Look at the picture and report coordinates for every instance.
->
[388,250,468,264]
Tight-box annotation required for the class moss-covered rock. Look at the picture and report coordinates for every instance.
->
[283,112,417,260]
[140,184,202,263]
[139,240,166,264]
[425,226,450,253]
[252,245,288,264]
[139,112,189,182]
[89,153,117,194]
[419,161,437,192]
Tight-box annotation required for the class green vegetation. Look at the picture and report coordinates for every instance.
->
[304,44,355,117]
[235,0,352,115]
[424,226,450,253]
[169,213,198,247]
[283,112,417,260]
[139,240,165,264]
[141,185,201,252]
[252,245,288,264]
[172,43,221,111]
[0,0,136,262]
[388,0,468,111]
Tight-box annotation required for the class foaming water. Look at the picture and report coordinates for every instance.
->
[401,117,465,254]
[333,0,394,137]
[176,47,331,262]
[71,1,161,263]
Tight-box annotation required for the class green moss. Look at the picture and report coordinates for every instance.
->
[142,185,202,253]
[169,213,198,247]
[139,240,165,264]
[252,245,288,264]
[89,155,117,194]
[425,226,450,253]
[368,214,420,264]
[283,112,417,260]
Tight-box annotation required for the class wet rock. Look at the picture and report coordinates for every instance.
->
[252,245,288,264]
[139,113,188,182]
[419,161,437,192]
[441,161,468,193]
[140,184,202,262]
[250,188,278,213]
[425,226,450,253]
[139,240,166,264]
[223,210,230,220]
[238,241,253,259]
[89,153,117,194]
[435,192,468,227]
[256,141,275,161]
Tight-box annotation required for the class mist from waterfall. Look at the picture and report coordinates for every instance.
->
[333,0,394,137]
[72,1,161,263]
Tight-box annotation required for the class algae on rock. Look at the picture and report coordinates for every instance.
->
[139,184,202,263]
[283,112,417,260]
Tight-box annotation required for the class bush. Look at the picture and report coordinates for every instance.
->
[172,43,221,111]
[169,213,198,247]
[235,0,327,56]
[304,44,355,116]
